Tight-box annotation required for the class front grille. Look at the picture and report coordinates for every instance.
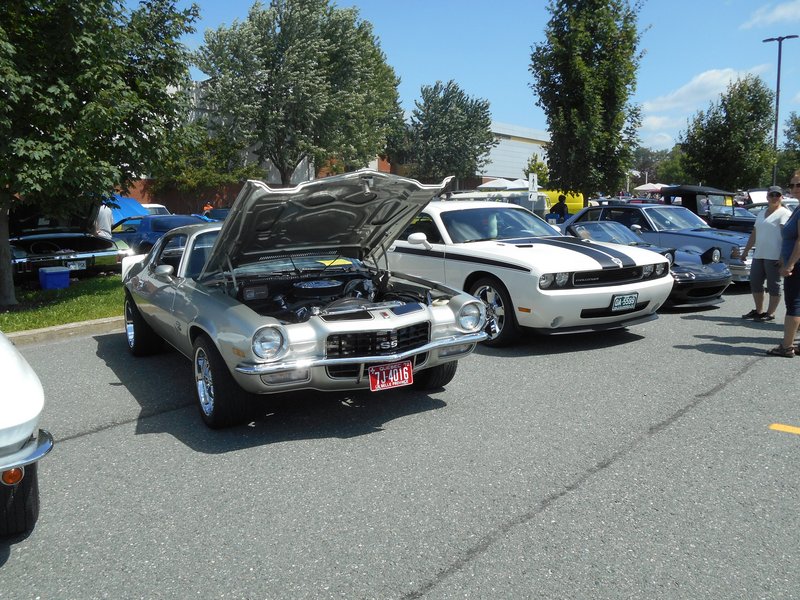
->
[573,267,644,287]
[325,322,430,359]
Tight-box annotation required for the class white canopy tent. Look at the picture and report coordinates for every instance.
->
[477,178,513,190]
[633,182,663,193]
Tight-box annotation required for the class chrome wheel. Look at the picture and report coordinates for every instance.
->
[194,346,215,417]
[473,283,506,340]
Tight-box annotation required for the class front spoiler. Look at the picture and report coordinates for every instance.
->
[529,312,659,335]
[0,429,53,472]
[235,331,487,375]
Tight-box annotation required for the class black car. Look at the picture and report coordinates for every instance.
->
[662,184,755,232]
[564,220,732,307]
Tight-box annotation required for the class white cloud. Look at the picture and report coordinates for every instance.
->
[740,0,800,29]
[641,114,687,132]
[639,132,674,151]
[643,66,770,113]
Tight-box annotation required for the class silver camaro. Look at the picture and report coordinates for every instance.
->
[122,171,487,428]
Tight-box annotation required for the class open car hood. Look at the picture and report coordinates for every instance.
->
[203,170,451,275]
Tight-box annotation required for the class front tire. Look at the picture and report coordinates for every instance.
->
[193,334,249,429]
[413,361,458,390]
[124,293,162,356]
[0,463,40,537]
[468,277,519,347]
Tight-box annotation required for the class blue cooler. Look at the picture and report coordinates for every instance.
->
[39,267,70,290]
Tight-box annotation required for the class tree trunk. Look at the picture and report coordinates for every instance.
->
[0,192,18,307]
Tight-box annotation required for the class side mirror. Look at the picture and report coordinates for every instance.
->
[154,264,175,278]
[630,224,643,235]
[407,232,432,250]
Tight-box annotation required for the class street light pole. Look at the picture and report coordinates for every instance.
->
[763,34,798,186]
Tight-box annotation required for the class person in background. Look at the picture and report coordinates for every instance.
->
[202,201,213,213]
[95,201,113,239]
[551,194,568,221]
[767,171,800,357]
[741,185,791,322]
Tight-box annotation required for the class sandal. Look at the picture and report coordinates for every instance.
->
[766,345,795,357]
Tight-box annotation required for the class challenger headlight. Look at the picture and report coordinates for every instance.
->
[555,272,570,287]
[539,273,554,289]
[252,327,286,360]
[457,302,484,331]
[642,264,654,277]
[655,262,667,276]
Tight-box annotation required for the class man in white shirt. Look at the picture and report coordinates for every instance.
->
[95,202,113,239]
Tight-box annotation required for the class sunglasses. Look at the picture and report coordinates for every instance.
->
[790,182,800,188]
[768,192,782,198]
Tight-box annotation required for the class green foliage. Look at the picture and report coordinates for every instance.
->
[194,0,403,185]
[0,0,198,306]
[631,146,667,185]
[680,75,774,189]
[655,144,690,185]
[778,112,800,185]
[531,0,643,201]
[523,154,550,188]
[405,80,497,182]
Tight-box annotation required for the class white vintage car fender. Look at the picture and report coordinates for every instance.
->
[0,333,44,455]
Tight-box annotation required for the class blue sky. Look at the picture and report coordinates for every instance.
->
[178,0,800,151]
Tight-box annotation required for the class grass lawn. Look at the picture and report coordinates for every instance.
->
[0,273,124,333]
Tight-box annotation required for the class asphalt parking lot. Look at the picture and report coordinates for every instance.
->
[2,284,799,599]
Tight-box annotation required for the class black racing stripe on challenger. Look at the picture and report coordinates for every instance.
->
[392,245,531,273]
[508,236,637,269]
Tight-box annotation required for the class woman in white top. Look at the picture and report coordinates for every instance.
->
[741,186,792,322]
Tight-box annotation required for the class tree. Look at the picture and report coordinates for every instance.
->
[777,111,800,185]
[0,0,198,307]
[631,145,667,186]
[194,0,403,185]
[405,80,497,182]
[680,75,774,190]
[655,144,689,185]
[530,0,643,203]
[523,153,550,189]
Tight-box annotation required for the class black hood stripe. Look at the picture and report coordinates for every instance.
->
[504,236,638,269]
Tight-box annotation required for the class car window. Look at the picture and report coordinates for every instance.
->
[186,230,220,279]
[119,217,141,232]
[154,234,187,272]
[575,208,603,223]
[644,206,708,231]
[402,214,442,243]
[440,207,555,243]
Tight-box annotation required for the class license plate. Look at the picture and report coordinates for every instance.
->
[611,293,638,312]
[368,360,413,392]
[66,260,86,270]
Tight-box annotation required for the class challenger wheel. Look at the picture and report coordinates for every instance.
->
[468,277,519,347]
[412,361,458,390]
[193,334,249,429]
[124,293,162,356]
[0,463,40,537]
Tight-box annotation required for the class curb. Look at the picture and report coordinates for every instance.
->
[7,316,124,346]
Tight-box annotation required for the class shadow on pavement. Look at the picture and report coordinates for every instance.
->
[94,333,446,454]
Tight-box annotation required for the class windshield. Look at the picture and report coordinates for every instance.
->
[441,206,557,243]
[570,221,641,245]
[644,206,709,231]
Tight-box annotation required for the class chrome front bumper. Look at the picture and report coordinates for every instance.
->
[235,331,487,375]
[0,429,54,472]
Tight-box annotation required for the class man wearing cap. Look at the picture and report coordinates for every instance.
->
[741,185,792,322]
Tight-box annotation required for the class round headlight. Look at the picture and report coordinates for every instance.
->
[539,273,554,289]
[457,302,484,331]
[642,264,654,277]
[555,272,570,287]
[655,263,666,276]
[252,327,285,360]
[713,248,722,262]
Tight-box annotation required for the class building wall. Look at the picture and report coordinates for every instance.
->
[479,122,549,182]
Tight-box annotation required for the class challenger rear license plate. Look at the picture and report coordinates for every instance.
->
[611,292,638,312]
[66,260,86,270]
[368,360,413,392]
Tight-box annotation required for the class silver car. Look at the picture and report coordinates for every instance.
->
[122,171,487,428]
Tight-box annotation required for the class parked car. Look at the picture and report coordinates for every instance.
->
[141,203,171,215]
[563,220,732,307]
[112,214,206,254]
[745,198,799,216]
[10,201,133,279]
[0,332,53,536]
[122,171,487,429]
[661,184,754,231]
[562,203,752,282]
[388,200,673,346]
